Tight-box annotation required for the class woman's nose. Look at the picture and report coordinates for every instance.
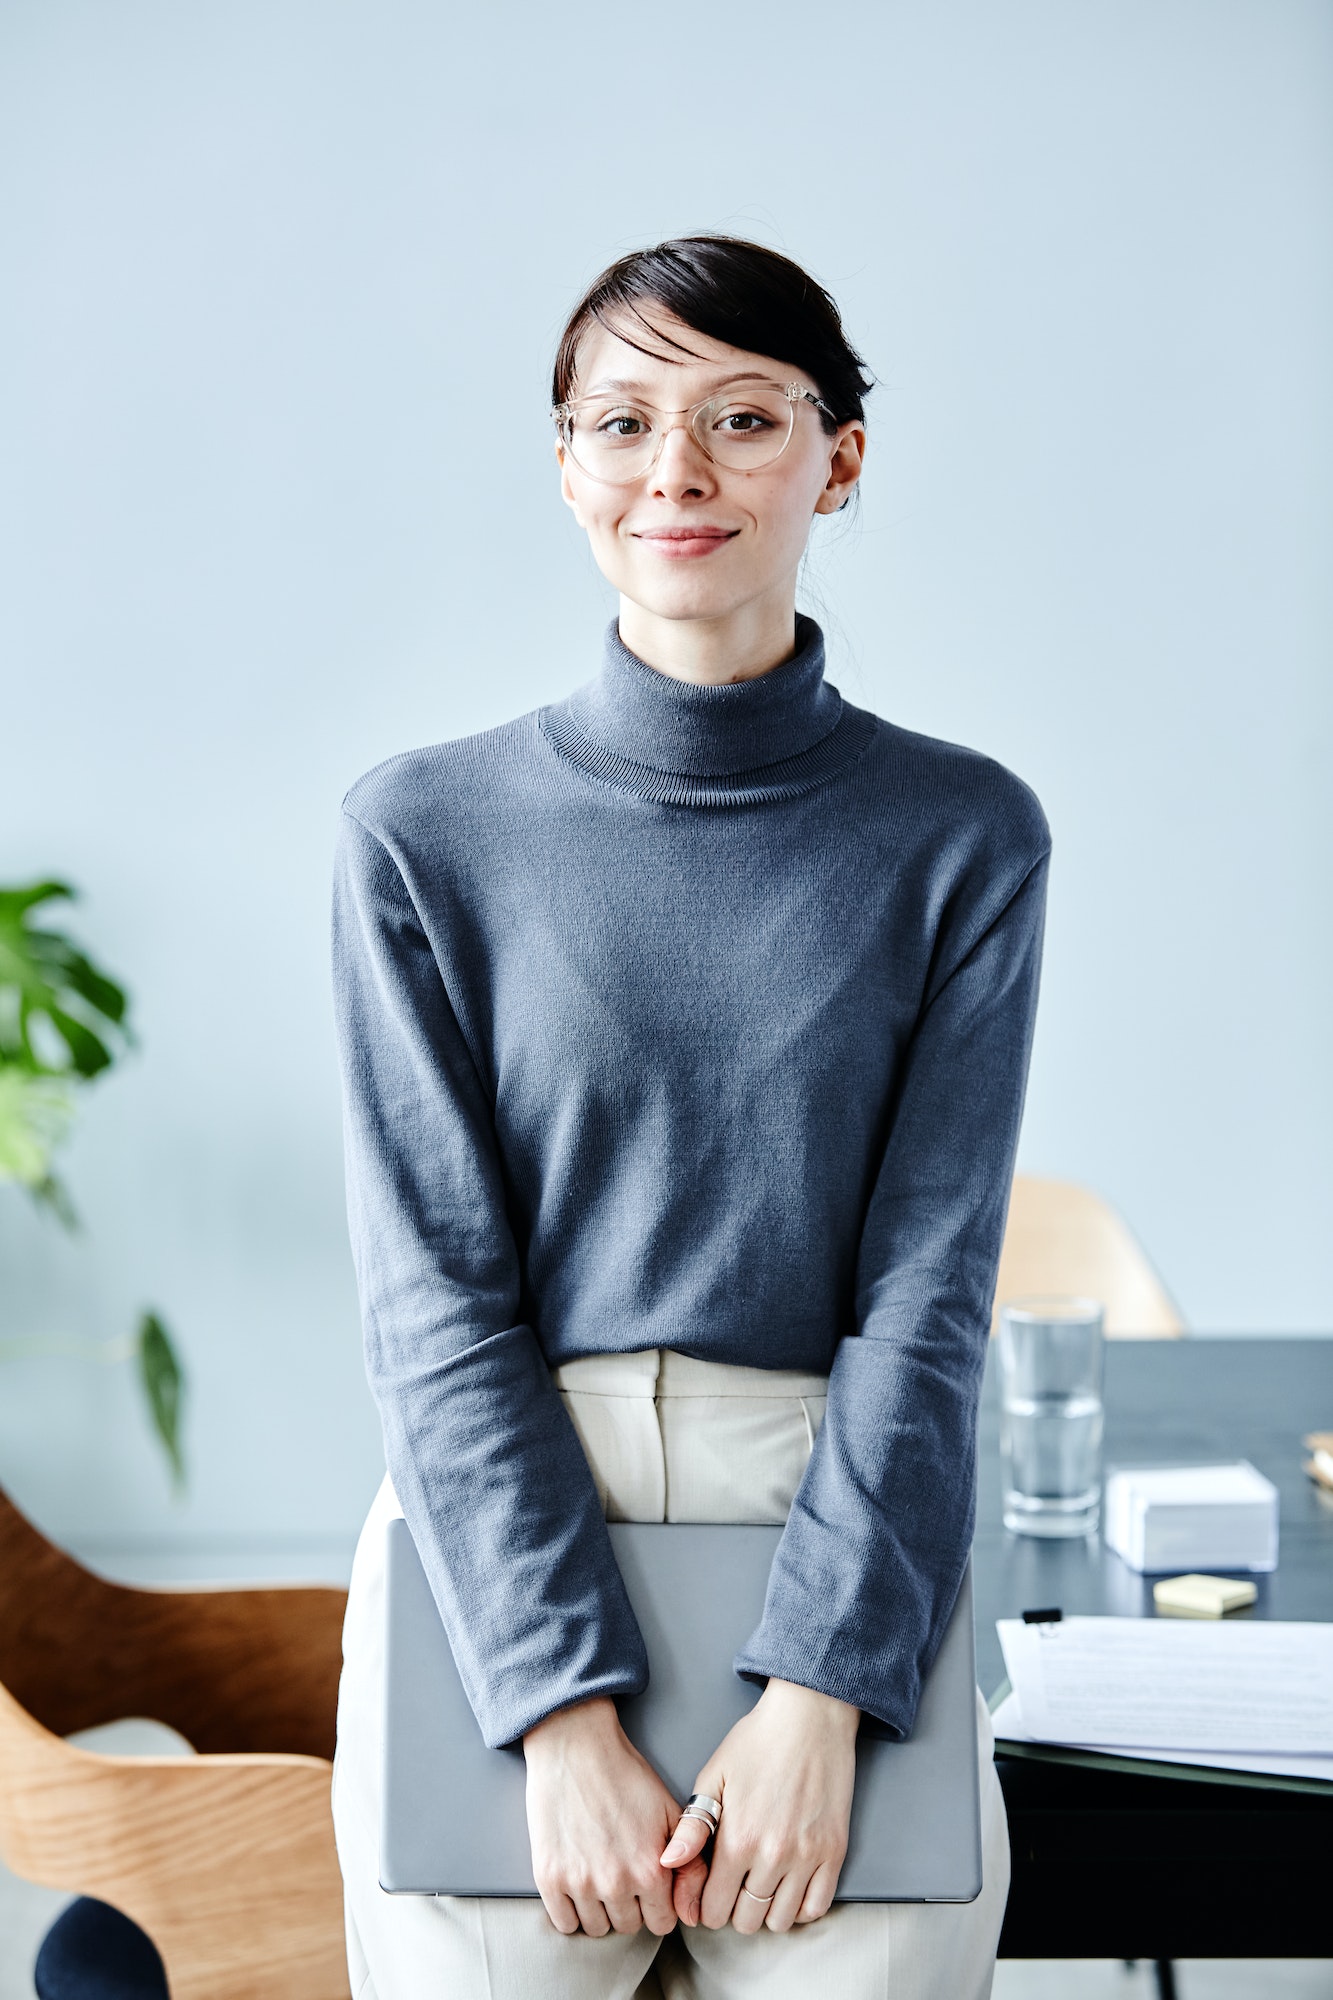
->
[650,421,717,496]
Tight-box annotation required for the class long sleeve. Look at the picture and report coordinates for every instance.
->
[334,618,1051,1750]
[733,846,1050,1735]
[331,807,648,1748]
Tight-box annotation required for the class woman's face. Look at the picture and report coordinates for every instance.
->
[557,310,865,634]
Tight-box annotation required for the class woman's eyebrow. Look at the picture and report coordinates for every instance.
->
[582,371,774,396]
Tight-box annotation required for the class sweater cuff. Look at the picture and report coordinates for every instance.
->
[732,1636,919,1740]
[491,1663,649,1752]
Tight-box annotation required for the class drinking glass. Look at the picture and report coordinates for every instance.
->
[998,1296,1105,1537]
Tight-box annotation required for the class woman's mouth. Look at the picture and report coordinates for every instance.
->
[632,527,740,561]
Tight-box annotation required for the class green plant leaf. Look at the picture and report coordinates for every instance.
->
[0,1069,75,1192]
[53,951,128,1027]
[29,1171,79,1230]
[0,880,75,921]
[0,881,131,1079]
[136,1311,187,1492]
[41,1003,115,1078]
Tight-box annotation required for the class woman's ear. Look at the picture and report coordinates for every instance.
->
[815,422,866,516]
[557,443,586,527]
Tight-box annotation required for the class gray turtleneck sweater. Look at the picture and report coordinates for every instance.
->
[332,616,1049,1750]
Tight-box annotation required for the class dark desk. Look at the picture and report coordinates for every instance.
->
[974,1337,1333,1959]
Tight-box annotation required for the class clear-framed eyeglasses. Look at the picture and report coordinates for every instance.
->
[552,380,836,485]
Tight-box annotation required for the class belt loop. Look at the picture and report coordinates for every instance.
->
[652,1349,670,1520]
[799,1397,816,1457]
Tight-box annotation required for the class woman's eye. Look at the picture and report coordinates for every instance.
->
[591,408,650,439]
[713,406,776,435]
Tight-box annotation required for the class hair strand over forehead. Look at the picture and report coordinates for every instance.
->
[553,235,873,431]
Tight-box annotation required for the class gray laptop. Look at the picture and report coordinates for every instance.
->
[381,1519,982,1902]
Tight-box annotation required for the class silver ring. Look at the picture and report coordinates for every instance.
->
[678,1807,718,1837]
[686,1793,722,1822]
[740,1883,775,1905]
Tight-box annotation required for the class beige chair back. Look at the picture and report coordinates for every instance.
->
[994,1175,1184,1339]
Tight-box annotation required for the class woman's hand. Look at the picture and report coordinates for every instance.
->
[523,1696,709,1938]
[658,1678,858,1933]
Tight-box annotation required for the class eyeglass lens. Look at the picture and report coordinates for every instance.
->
[560,386,798,483]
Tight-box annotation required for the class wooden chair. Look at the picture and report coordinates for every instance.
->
[994,1175,1185,1338]
[0,1482,352,1999]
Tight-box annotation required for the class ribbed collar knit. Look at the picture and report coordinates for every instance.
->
[539,615,876,808]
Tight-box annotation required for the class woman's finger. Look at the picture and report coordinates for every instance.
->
[659,1810,711,1869]
[794,1859,840,1924]
[573,1896,611,1937]
[636,1866,680,1938]
[730,1872,781,1936]
[762,1869,807,1934]
[537,1886,580,1935]
[671,1853,708,1927]
[698,1831,747,1931]
[603,1895,643,1935]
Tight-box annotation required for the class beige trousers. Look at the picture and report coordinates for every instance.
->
[331,1349,1010,2000]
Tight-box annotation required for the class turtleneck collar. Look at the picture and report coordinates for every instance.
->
[539,616,877,808]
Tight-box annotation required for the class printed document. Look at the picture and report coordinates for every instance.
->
[989,1687,1333,1784]
[997,1617,1333,1754]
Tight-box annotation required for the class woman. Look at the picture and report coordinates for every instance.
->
[330,234,1049,2000]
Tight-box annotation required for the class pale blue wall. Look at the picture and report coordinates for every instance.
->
[2,0,1330,1552]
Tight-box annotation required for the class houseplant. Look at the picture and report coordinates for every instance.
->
[0,880,185,1489]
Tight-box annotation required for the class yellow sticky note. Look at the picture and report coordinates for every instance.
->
[1153,1573,1258,1619]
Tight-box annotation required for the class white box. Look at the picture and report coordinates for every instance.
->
[1103,1461,1279,1574]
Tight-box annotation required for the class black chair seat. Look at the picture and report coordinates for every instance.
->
[34,1897,168,2000]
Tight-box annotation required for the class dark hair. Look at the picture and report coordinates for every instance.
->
[552,235,873,432]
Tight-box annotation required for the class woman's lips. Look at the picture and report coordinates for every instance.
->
[634,528,739,560]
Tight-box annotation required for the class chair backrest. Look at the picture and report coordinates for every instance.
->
[0,1673,349,2000]
[0,1486,351,1999]
[993,1175,1184,1338]
[0,1483,346,1754]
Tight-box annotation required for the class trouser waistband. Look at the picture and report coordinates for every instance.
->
[550,1346,830,1401]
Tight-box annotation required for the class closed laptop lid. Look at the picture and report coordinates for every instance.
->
[381,1519,982,1903]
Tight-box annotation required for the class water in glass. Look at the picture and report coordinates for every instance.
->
[999,1297,1105,1537]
